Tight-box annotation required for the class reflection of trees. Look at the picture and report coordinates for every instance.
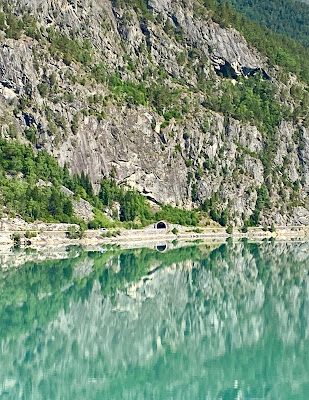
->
[1,242,309,399]
[0,245,203,340]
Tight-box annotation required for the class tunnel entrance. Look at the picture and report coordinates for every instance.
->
[156,244,167,252]
[156,221,167,229]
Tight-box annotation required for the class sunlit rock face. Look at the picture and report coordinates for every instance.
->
[0,242,309,399]
[0,0,308,222]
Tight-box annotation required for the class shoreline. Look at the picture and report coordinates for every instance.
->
[0,226,308,269]
[0,224,308,249]
[0,235,226,270]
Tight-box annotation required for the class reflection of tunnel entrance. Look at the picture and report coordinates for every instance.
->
[156,244,167,252]
[156,221,167,229]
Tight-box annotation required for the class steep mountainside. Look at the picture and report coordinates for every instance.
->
[0,0,309,227]
[221,0,309,47]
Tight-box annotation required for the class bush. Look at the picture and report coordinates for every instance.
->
[25,230,37,239]
[155,205,199,226]
[171,227,178,235]
[226,225,233,235]
[161,121,169,129]
[102,231,112,238]
[88,220,99,230]
[11,233,21,245]
[242,225,248,233]
[37,83,49,97]
[66,226,84,239]
[25,126,37,144]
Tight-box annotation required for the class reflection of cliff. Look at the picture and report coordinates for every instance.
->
[0,245,204,340]
[1,242,309,399]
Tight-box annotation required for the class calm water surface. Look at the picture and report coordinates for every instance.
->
[0,241,309,399]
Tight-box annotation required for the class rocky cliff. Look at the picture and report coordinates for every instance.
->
[0,0,309,225]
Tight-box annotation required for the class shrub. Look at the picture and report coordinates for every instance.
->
[88,220,99,230]
[226,225,233,234]
[66,226,84,239]
[11,233,21,245]
[156,205,199,226]
[161,121,169,129]
[175,144,182,153]
[25,230,37,239]
[37,83,49,97]
[25,126,37,144]
[242,225,248,233]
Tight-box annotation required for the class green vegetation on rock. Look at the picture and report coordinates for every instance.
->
[0,137,201,227]
[0,0,308,229]
[0,138,75,223]
[219,0,309,47]
[206,0,309,84]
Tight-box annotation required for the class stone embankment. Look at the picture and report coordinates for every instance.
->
[0,219,308,248]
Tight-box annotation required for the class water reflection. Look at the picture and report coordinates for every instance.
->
[0,241,309,399]
[156,244,167,252]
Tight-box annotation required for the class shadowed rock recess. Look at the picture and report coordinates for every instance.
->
[0,242,309,398]
[0,0,309,225]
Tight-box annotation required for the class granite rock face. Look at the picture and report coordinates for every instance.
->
[0,0,308,224]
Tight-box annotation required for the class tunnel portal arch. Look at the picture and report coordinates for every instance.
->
[156,221,167,229]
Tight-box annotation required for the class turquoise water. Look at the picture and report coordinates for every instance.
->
[1,241,309,399]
